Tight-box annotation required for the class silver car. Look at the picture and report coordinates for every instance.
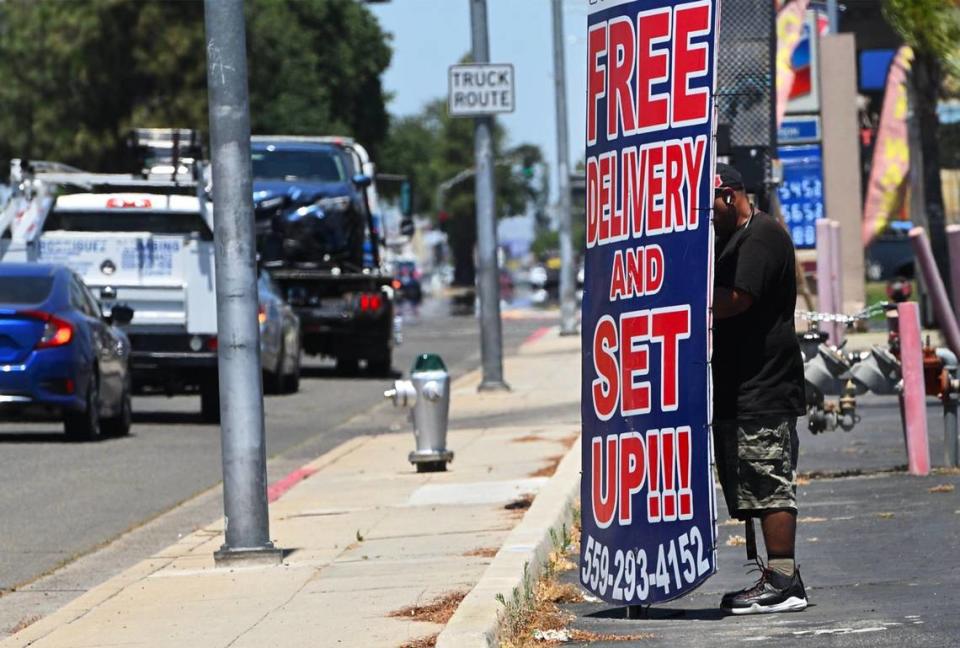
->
[258,270,301,394]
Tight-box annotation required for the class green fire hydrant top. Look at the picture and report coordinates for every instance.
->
[412,353,447,373]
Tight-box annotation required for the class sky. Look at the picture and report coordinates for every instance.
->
[368,0,590,201]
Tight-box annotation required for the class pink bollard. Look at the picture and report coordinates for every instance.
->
[815,219,838,344]
[829,220,844,345]
[908,227,960,356]
[897,301,931,476]
[946,224,960,325]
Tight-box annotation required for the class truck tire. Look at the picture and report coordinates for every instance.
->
[200,379,221,424]
[336,357,359,375]
[367,348,392,377]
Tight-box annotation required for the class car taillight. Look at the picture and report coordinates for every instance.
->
[206,336,219,351]
[359,293,383,312]
[106,197,152,209]
[258,304,268,325]
[20,311,74,349]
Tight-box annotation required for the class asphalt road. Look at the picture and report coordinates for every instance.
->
[560,394,960,647]
[0,298,549,610]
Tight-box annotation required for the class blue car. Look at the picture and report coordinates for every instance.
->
[0,264,134,440]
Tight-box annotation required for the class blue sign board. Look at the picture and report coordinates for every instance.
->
[777,144,824,249]
[582,0,718,606]
[778,116,821,144]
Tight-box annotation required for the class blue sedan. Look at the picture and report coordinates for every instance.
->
[0,264,133,440]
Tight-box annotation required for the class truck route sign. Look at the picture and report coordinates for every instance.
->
[581,0,719,606]
[448,63,515,117]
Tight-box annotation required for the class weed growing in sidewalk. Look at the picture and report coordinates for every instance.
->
[398,633,438,648]
[389,590,468,625]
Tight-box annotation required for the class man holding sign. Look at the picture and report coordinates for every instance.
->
[712,163,808,614]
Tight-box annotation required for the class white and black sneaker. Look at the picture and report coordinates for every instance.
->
[720,566,808,615]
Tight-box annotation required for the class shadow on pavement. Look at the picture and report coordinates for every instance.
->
[586,607,726,622]
[300,365,401,380]
[132,411,206,425]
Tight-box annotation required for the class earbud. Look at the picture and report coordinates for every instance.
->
[724,193,733,206]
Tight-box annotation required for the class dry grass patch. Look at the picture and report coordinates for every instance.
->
[464,547,499,558]
[513,434,549,443]
[929,484,956,493]
[877,512,895,519]
[505,493,535,518]
[569,629,654,642]
[797,516,828,523]
[560,432,579,448]
[932,466,960,476]
[726,534,746,547]
[9,616,40,634]
[389,591,467,625]
[399,633,438,648]
[530,455,564,478]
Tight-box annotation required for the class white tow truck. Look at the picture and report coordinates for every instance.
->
[1,132,223,421]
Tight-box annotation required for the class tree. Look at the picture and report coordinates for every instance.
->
[379,98,546,286]
[883,0,960,294]
[0,0,392,170]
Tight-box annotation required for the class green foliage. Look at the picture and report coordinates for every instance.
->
[0,0,392,170]
[379,95,546,285]
[883,0,960,78]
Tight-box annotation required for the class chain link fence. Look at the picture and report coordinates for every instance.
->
[716,0,775,196]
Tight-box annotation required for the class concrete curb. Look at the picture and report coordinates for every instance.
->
[435,437,581,648]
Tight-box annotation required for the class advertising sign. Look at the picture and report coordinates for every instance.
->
[448,64,515,117]
[777,144,824,249]
[582,0,719,605]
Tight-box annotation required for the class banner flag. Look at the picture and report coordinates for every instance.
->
[776,0,810,127]
[582,0,719,605]
[862,45,914,246]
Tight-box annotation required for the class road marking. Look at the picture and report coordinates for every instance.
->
[267,466,319,502]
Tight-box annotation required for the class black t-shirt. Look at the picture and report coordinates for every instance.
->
[712,210,805,420]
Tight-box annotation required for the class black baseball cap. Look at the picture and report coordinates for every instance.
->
[714,163,744,191]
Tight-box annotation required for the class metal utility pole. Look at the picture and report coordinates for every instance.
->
[552,0,577,336]
[204,0,281,567]
[826,0,839,33]
[470,0,508,391]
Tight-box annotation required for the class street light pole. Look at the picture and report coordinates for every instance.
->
[552,0,577,336]
[826,0,839,33]
[469,0,508,391]
[204,0,281,567]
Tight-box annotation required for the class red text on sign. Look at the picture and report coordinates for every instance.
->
[587,0,712,143]
[591,427,694,528]
[585,135,707,249]
[591,305,691,420]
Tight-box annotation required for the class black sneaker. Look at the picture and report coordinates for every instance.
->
[720,567,808,615]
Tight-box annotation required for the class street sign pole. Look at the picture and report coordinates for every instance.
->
[469,0,508,391]
[552,0,577,337]
[204,0,281,566]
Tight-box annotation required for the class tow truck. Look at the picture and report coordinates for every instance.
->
[1,130,223,420]
[250,135,402,374]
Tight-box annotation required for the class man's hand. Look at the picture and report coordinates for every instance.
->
[714,287,753,319]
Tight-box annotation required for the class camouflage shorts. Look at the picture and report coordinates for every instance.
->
[713,417,799,518]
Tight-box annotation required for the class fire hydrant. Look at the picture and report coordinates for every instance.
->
[384,353,453,472]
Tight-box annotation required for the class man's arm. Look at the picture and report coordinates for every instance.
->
[714,287,753,320]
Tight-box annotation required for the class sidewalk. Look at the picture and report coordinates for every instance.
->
[1,328,582,648]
